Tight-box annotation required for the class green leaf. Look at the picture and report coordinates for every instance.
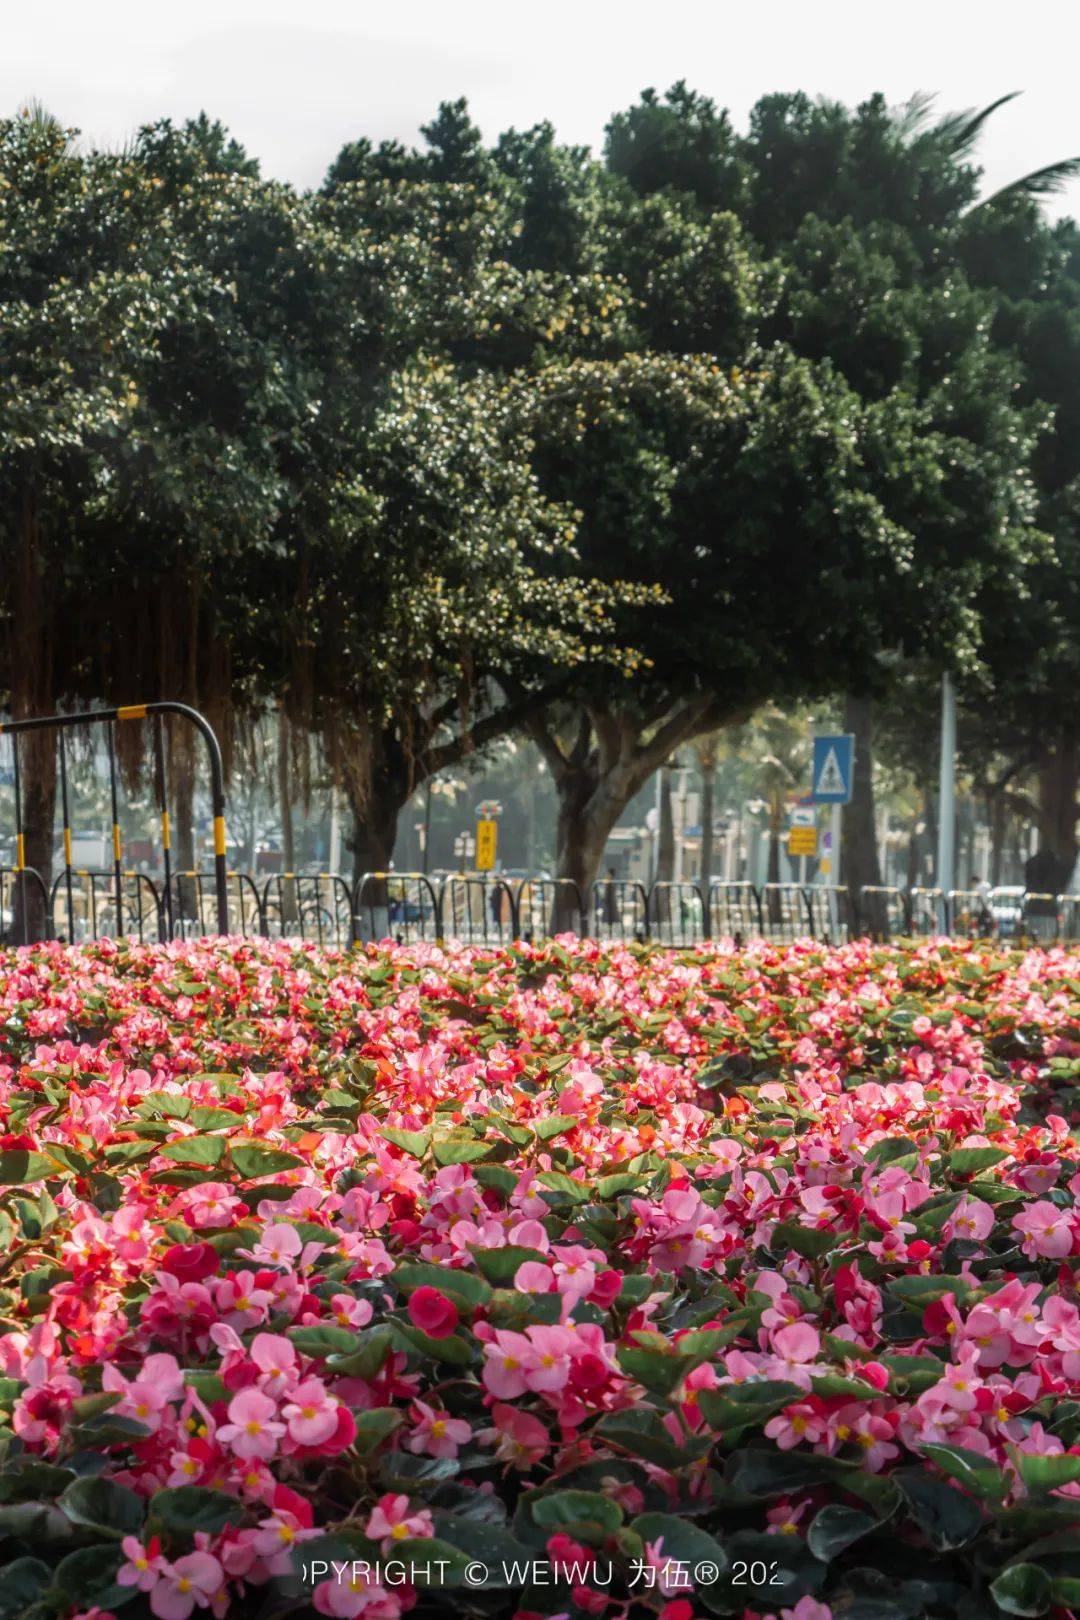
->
[594,1408,711,1470]
[382,1128,431,1158]
[629,1513,728,1574]
[771,1220,837,1260]
[52,1544,128,1608]
[160,1135,225,1167]
[1015,1452,1080,1493]
[923,1443,1009,1502]
[58,1476,144,1538]
[949,1146,1010,1175]
[990,1563,1053,1616]
[471,1245,549,1286]
[0,1558,51,1620]
[389,1321,474,1366]
[431,1135,494,1166]
[229,1142,304,1177]
[326,1325,393,1380]
[532,1115,578,1141]
[533,1490,623,1538]
[895,1467,984,1549]
[0,1150,59,1184]
[807,1503,878,1560]
[866,1137,920,1167]
[726,1448,857,1497]
[535,1171,590,1204]
[887,1273,972,1305]
[617,1345,687,1396]
[148,1486,247,1537]
[391,1536,470,1585]
[353,1408,404,1456]
[431,1512,535,1586]
[286,1323,362,1357]
[392,1262,491,1307]
[697,1380,805,1442]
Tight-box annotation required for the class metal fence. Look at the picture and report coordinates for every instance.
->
[6,862,1080,947]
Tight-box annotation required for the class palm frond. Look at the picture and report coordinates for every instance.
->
[892,90,938,141]
[972,155,1080,212]
[931,91,1021,158]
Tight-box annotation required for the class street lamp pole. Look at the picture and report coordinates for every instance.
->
[936,671,956,931]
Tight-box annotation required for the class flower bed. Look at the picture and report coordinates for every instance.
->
[0,933,1078,1620]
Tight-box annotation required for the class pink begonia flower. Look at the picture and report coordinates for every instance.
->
[103,1353,183,1434]
[214,1271,273,1330]
[365,1491,435,1550]
[118,1535,166,1592]
[642,1537,692,1597]
[482,1400,551,1468]
[281,1376,340,1447]
[237,1222,303,1266]
[149,1552,223,1620]
[329,1292,373,1329]
[406,1398,473,1458]
[1013,1200,1074,1259]
[312,1575,402,1617]
[945,1197,995,1245]
[251,1510,320,1576]
[514,1260,556,1294]
[250,1332,300,1393]
[239,1222,325,1271]
[937,1350,983,1413]
[765,1401,827,1450]
[781,1601,833,1620]
[180,1183,245,1229]
[768,1323,822,1388]
[217,1387,285,1459]
[482,1329,533,1398]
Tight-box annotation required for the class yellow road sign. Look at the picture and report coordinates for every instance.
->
[788,826,818,857]
[476,818,498,871]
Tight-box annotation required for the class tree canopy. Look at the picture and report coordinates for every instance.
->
[1,86,1077,900]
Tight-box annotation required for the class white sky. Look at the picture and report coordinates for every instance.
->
[5,0,1080,218]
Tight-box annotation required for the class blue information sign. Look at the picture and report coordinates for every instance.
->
[810,734,855,804]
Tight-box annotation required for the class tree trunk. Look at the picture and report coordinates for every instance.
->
[169,722,199,929]
[539,696,732,930]
[11,729,56,944]
[551,770,612,929]
[767,814,781,884]
[7,488,56,942]
[698,738,716,895]
[655,762,675,887]
[841,695,881,925]
[277,712,298,926]
[349,791,400,880]
[988,789,1006,887]
[1035,732,1078,893]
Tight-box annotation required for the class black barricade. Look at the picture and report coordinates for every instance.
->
[647,881,706,946]
[354,872,441,945]
[759,882,807,941]
[49,869,163,943]
[856,885,911,940]
[514,877,585,938]
[589,878,648,942]
[261,874,353,948]
[439,875,518,945]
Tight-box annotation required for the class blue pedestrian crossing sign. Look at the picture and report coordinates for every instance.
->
[811,733,855,804]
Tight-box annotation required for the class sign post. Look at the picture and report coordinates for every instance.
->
[936,674,956,933]
[810,733,855,934]
[475,819,497,872]
[474,799,502,874]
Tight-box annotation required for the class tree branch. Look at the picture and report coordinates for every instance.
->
[524,714,570,781]
[425,683,567,775]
